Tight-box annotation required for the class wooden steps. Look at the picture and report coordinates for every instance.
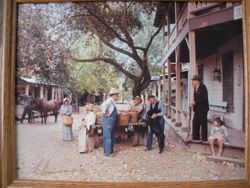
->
[207,155,244,167]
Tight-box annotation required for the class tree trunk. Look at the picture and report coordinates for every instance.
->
[131,64,151,97]
[132,78,151,97]
[132,85,142,97]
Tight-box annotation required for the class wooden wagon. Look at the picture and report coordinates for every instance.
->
[95,111,147,146]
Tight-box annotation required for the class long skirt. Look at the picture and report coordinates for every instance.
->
[62,124,74,141]
[78,127,87,152]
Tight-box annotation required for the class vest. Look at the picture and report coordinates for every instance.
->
[147,102,161,120]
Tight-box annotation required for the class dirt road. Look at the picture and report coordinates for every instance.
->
[16,111,244,182]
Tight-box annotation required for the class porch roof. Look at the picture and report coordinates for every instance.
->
[18,76,57,87]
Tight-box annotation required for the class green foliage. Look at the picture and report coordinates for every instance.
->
[68,62,120,94]
[17,2,164,96]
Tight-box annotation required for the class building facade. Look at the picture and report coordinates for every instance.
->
[16,76,63,102]
[154,2,244,131]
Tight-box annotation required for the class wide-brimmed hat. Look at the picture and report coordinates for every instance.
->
[63,98,70,103]
[133,96,142,101]
[191,75,201,81]
[86,103,94,111]
[109,89,120,96]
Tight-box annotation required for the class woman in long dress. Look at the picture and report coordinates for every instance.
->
[60,98,74,141]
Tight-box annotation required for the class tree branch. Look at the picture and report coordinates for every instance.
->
[93,28,136,60]
[117,5,144,67]
[83,5,129,44]
[85,3,144,67]
[72,57,137,80]
[145,21,164,53]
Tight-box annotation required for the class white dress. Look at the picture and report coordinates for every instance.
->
[208,125,229,144]
[60,105,74,141]
[78,111,96,152]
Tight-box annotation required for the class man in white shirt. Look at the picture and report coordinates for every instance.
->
[101,89,120,156]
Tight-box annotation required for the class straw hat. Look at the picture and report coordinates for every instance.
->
[63,98,70,103]
[86,103,94,111]
[109,89,120,96]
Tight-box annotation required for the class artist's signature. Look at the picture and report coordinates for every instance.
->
[32,159,85,176]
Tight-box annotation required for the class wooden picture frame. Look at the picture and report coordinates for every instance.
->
[0,0,249,187]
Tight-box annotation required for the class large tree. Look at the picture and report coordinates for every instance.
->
[66,2,165,96]
[17,2,165,96]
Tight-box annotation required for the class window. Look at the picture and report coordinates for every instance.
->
[222,51,234,107]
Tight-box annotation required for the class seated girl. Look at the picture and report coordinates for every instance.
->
[208,117,229,157]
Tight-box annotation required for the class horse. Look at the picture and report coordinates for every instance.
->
[33,98,61,124]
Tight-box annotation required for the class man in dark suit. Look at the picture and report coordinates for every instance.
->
[191,75,209,141]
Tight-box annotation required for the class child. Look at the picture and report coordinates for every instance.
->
[78,103,96,153]
[208,117,229,157]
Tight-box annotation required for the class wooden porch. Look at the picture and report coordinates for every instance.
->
[165,116,245,160]
[154,2,244,131]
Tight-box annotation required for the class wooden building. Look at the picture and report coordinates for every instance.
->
[153,2,244,133]
[16,76,63,102]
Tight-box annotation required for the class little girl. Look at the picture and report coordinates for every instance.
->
[78,103,96,153]
[208,117,229,157]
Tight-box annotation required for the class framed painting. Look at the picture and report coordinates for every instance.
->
[0,0,250,187]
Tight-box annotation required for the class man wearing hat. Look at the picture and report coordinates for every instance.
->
[101,89,120,156]
[128,96,146,146]
[20,93,33,124]
[143,95,165,154]
[191,75,209,141]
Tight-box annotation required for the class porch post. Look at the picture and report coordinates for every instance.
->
[175,2,180,32]
[54,88,58,101]
[167,58,172,118]
[157,80,161,101]
[188,31,197,107]
[187,30,197,136]
[51,87,55,100]
[40,86,44,99]
[25,84,29,95]
[44,87,48,100]
[175,45,182,126]
[162,63,166,103]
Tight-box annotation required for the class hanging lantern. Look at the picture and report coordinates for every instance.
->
[212,68,221,81]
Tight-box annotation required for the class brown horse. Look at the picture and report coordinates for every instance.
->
[33,98,61,124]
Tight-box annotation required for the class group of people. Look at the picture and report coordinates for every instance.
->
[55,74,230,157]
[100,89,166,156]
[59,89,166,157]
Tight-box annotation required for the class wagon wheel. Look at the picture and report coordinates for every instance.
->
[131,131,139,147]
